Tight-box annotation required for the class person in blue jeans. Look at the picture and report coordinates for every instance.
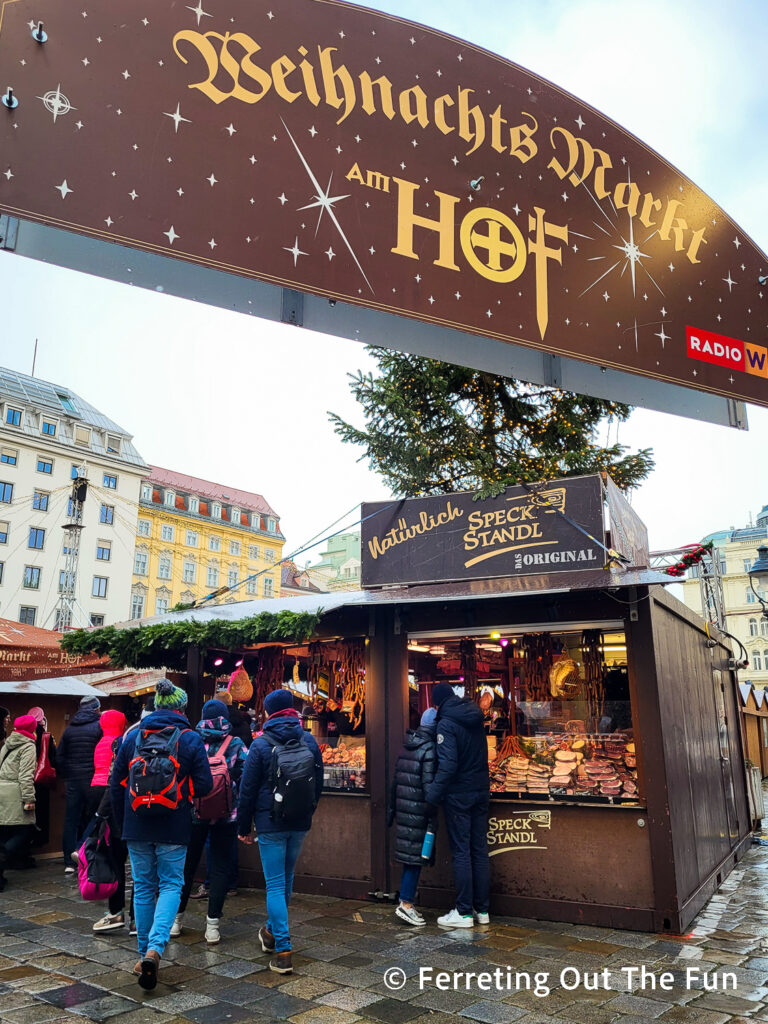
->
[110,680,212,990]
[237,688,323,975]
[425,682,491,929]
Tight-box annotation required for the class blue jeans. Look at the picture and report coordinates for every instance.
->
[128,841,187,958]
[399,864,422,903]
[257,831,307,953]
[443,791,490,916]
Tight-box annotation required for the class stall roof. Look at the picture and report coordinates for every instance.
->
[0,676,104,697]
[112,568,671,630]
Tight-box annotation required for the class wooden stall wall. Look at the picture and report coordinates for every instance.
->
[648,587,750,931]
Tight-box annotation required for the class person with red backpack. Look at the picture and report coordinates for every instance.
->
[237,689,324,975]
[110,680,212,991]
[170,699,247,944]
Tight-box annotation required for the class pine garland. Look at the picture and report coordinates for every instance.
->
[59,611,323,671]
[662,541,714,578]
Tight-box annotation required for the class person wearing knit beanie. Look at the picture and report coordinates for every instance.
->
[420,707,437,729]
[154,679,188,711]
[201,699,229,721]
[80,695,101,712]
[13,715,37,740]
[263,689,294,717]
[431,682,456,708]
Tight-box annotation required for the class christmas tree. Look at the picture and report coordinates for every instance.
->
[330,349,654,497]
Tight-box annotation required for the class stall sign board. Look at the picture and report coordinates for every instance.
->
[361,475,606,587]
[0,0,766,416]
[488,811,552,855]
[604,475,650,569]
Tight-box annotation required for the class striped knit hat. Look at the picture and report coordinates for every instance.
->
[154,678,188,711]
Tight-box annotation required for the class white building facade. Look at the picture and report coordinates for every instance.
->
[0,368,147,628]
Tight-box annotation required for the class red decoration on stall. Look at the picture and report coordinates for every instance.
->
[663,541,715,578]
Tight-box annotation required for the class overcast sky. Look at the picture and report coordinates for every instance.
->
[0,0,766,562]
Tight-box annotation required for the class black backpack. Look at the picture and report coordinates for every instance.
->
[127,726,188,815]
[264,732,318,824]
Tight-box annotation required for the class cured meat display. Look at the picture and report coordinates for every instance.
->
[319,740,366,791]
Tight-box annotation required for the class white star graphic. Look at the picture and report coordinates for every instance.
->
[410,36,415,44]
[415,274,421,283]
[428,296,435,304]
[208,238,217,249]
[723,271,736,292]
[575,114,585,130]
[451,156,458,166]
[733,236,741,249]
[655,325,669,348]
[660,306,667,317]
[122,69,130,79]
[325,246,335,260]
[177,187,184,196]
[284,237,307,266]
[164,226,179,244]
[455,291,461,299]
[602,291,610,302]
[308,125,317,137]
[512,203,521,215]
[369,246,375,255]
[164,103,191,133]
[561,192,568,202]
[278,193,288,205]
[75,120,83,129]
[485,309,492,318]
[37,84,77,123]
[82,57,89,66]
[249,155,257,164]
[104,216,113,226]
[225,123,236,136]
[3,168,12,180]
[186,1,212,26]
[142,18,149,26]
[55,179,73,198]
[128,189,138,200]
[267,10,274,18]
[207,173,218,187]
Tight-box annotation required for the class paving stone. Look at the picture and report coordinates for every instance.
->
[658,1007,731,1024]
[38,984,112,1009]
[363,997,425,1022]
[66,995,140,1021]
[140,993,215,1014]
[182,1003,263,1024]
[317,989,383,1011]
[288,1009,362,1024]
[458,1004,527,1023]
[2,1006,78,1024]
[605,992,673,1016]
[281,977,339,999]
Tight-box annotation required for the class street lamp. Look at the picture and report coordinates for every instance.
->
[748,545,768,619]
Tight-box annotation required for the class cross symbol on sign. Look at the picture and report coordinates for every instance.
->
[460,208,527,283]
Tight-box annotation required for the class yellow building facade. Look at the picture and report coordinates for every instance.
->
[130,467,284,618]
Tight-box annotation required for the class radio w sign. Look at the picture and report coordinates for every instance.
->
[0,0,766,411]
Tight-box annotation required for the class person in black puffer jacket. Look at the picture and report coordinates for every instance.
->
[425,682,491,929]
[388,708,437,926]
[57,696,103,872]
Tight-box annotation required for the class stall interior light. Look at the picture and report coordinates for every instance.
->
[213,657,224,667]
[408,643,431,653]
[490,631,501,639]
[235,659,244,667]
[500,639,509,647]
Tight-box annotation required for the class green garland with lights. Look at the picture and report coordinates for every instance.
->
[59,611,323,671]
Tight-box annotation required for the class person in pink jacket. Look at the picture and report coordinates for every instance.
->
[91,710,126,794]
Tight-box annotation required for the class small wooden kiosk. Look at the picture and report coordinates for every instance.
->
[68,475,750,934]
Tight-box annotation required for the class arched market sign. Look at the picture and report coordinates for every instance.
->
[0,0,765,427]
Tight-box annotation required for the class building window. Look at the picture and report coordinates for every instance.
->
[141,484,152,501]
[186,530,198,547]
[18,606,36,625]
[209,536,221,552]
[0,482,12,504]
[32,491,49,512]
[747,588,757,604]
[0,448,17,466]
[90,614,105,627]
[100,504,114,525]
[207,566,219,587]
[134,552,148,575]
[248,544,259,560]
[228,569,238,587]
[161,524,175,542]
[92,576,108,598]
[754,651,763,671]
[0,521,7,544]
[750,618,759,637]
[74,425,91,446]
[745,558,755,573]
[212,503,221,519]
[28,527,45,550]
[764,649,768,668]
[189,496,199,514]
[251,513,260,529]
[263,577,274,597]
[0,562,3,584]
[36,457,53,474]
[71,464,80,480]
[761,620,768,637]
[130,594,145,619]
[229,540,241,556]
[106,434,121,455]
[137,519,151,537]
[246,578,258,595]
[23,566,41,590]
[103,473,118,490]
[265,549,275,563]
[158,557,172,580]
[183,560,196,583]
[96,542,112,561]
[156,598,169,615]
[41,420,57,436]
[164,491,175,508]
[5,407,21,426]
[59,570,75,593]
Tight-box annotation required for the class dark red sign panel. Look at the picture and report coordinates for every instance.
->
[0,0,766,405]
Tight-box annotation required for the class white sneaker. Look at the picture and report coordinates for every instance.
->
[473,910,490,925]
[170,913,183,937]
[437,908,474,928]
[396,903,426,926]
[64,866,75,875]
[205,916,220,944]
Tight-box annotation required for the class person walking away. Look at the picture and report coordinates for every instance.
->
[172,699,247,943]
[110,679,212,990]
[88,709,129,934]
[237,689,323,975]
[58,695,102,873]
[28,706,57,855]
[425,682,491,929]
[0,716,38,889]
[91,710,126,811]
[388,707,438,925]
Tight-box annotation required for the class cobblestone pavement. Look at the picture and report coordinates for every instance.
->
[0,847,766,1024]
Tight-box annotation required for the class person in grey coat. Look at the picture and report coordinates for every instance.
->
[388,708,438,925]
[0,715,37,889]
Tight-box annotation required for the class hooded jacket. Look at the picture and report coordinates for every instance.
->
[389,725,437,866]
[425,695,490,804]
[194,715,248,824]
[92,710,126,787]
[109,708,213,846]
[0,732,37,826]
[237,716,324,836]
[57,706,103,781]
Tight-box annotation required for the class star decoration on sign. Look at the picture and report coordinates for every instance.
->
[723,271,736,292]
[655,325,669,348]
[37,85,76,123]
[164,103,191,133]
[284,236,307,266]
[164,226,179,245]
[225,123,236,136]
[207,173,218,187]
[186,2,212,26]
[55,179,73,198]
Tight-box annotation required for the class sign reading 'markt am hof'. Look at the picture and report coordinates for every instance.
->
[361,475,605,587]
[0,0,766,408]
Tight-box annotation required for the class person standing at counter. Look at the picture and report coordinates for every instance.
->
[426,682,491,929]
